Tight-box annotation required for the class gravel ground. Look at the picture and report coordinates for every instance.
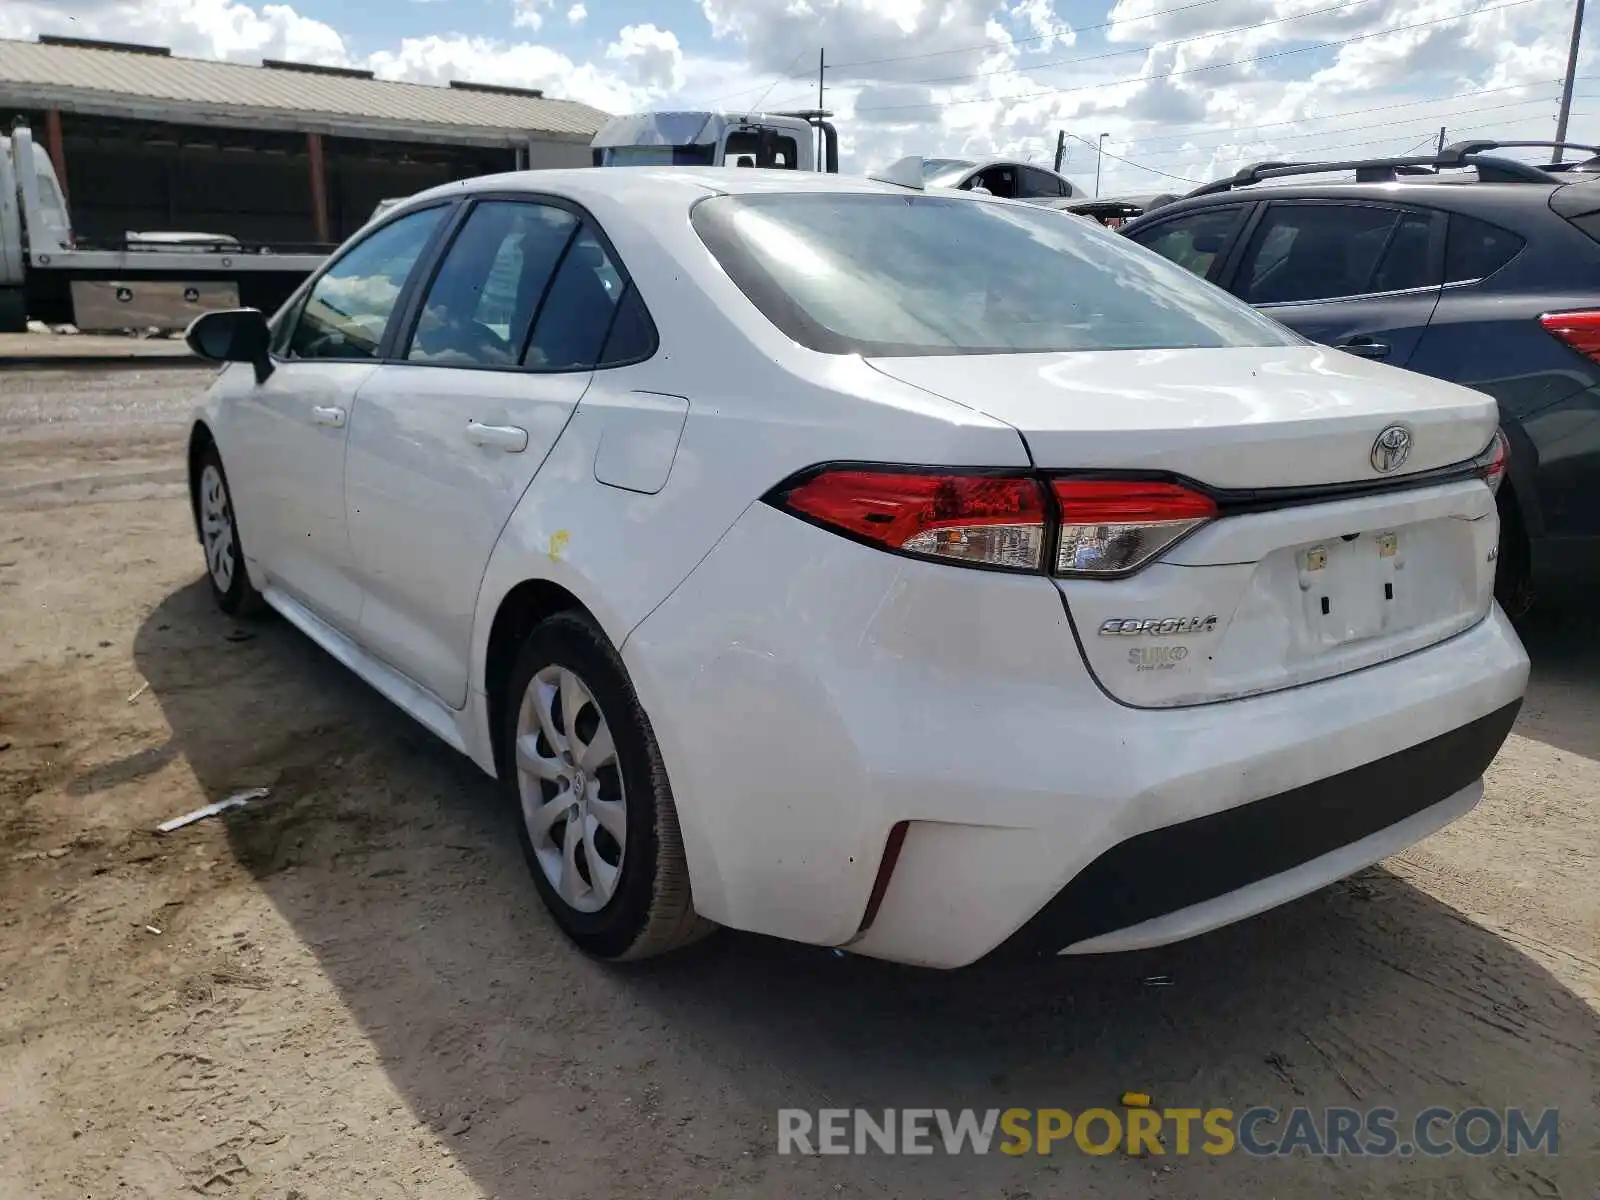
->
[0,365,1595,1200]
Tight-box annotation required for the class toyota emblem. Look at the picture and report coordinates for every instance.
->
[1370,424,1412,473]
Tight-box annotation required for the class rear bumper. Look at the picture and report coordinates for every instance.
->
[623,503,1531,969]
[1000,700,1519,958]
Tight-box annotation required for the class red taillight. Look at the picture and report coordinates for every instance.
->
[770,467,1220,576]
[1476,428,1509,495]
[777,468,1048,570]
[1539,310,1600,363]
[1052,478,1217,575]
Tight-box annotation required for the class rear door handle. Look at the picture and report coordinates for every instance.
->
[310,405,347,428]
[1337,338,1390,360]
[466,421,529,453]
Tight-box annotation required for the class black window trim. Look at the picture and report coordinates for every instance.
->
[387,189,660,376]
[271,198,461,367]
[1216,197,1448,307]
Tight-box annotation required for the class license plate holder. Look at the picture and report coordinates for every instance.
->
[1300,531,1401,646]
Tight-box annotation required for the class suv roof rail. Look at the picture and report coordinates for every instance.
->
[1436,138,1600,164]
[1185,141,1580,197]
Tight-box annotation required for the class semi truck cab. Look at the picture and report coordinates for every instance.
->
[590,110,839,172]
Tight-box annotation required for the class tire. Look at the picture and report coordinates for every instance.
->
[1493,486,1534,622]
[501,611,714,960]
[194,443,268,618]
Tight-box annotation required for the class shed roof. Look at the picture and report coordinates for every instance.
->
[0,37,609,147]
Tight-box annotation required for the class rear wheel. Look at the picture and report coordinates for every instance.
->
[195,443,267,618]
[502,612,713,960]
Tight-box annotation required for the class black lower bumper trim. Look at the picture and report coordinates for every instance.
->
[999,700,1522,958]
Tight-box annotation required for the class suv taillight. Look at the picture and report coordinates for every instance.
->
[1539,310,1600,364]
[768,467,1218,576]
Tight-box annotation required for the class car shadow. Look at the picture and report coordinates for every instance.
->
[132,580,1599,1198]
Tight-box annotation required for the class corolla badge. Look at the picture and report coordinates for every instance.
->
[1370,424,1412,473]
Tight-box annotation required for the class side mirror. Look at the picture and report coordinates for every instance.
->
[185,308,273,382]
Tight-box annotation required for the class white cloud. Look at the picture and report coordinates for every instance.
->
[0,0,1590,186]
[367,35,652,112]
[510,0,549,32]
[605,23,685,92]
[0,0,347,64]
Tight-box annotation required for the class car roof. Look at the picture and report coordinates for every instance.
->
[399,166,947,213]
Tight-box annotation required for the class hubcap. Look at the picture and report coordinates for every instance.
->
[514,664,626,913]
[199,464,235,593]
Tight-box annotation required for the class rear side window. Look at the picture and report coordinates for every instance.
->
[406,201,577,368]
[724,130,800,169]
[1445,214,1525,283]
[524,226,633,371]
[1020,166,1068,198]
[1130,208,1246,278]
[691,192,1300,357]
[598,283,657,365]
[1237,204,1436,304]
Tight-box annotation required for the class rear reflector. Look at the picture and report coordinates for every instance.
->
[1052,479,1217,576]
[1539,310,1600,363]
[776,469,1048,570]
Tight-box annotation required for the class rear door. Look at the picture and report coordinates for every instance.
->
[343,196,646,707]
[1220,200,1445,367]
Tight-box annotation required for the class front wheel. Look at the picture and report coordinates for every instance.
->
[502,611,713,960]
[194,443,267,618]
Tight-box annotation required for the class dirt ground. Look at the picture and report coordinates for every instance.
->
[0,364,1596,1200]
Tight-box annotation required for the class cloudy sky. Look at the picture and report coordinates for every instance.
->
[0,0,1592,191]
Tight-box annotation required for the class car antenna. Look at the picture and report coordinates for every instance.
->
[869,155,926,190]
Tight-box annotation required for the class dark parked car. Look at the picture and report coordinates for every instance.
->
[1122,140,1600,615]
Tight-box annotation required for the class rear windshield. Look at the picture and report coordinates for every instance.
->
[691,192,1301,356]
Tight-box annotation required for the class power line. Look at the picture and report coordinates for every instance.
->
[829,0,1228,70]
[855,0,1547,114]
[891,0,1386,90]
[1114,92,1571,160]
[1064,131,1201,183]
[700,44,815,107]
[1114,78,1569,149]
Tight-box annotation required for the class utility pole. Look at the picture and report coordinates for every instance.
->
[1054,130,1066,173]
[1554,0,1586,161]
[812,50,825,172]
[1095,133,1108,198]
[1437,126,1447,155]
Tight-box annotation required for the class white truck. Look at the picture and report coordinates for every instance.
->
[590,109,839,172]
[1,121,328,333]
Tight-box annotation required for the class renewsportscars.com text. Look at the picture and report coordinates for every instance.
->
[777,1107,1560,1158]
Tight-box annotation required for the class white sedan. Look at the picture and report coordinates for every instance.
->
[183,166,1528,968]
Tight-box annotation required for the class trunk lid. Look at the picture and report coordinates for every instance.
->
[866,345,1495,487]
[866,346,1502,707]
